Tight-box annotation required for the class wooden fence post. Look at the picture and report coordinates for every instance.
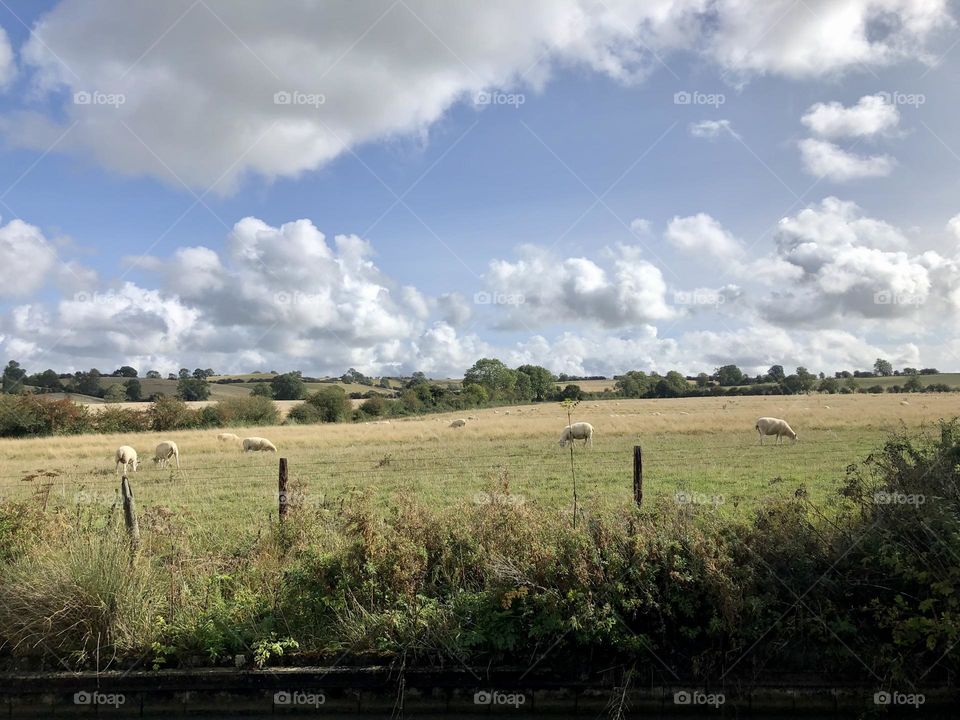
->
[633,445,643,507]
[120,475,140,554]
[278,458,288,522]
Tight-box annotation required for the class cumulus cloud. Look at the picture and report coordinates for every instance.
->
[665,212,743,261]
[3,0,950,191]
[485,244,675,329]
[688,119,740,140]
[0,219,58,297]
[802,94,901,139]
[0,26,13,89]
[798,138,895,181]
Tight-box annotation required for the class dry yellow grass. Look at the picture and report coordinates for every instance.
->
[0,393,953,551]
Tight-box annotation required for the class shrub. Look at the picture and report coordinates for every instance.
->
[91,406,151,434]
[304,386,352,422]
[285,402,323,425]
[215,396,279,426]
[148,396,198,431]
[0,395,91,437]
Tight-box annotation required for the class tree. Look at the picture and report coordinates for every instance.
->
[270,372,306,400]
[818,377,839,394]
[304,386,352,422]
[695,372,711,388]
[768,365,785,383]
[515,364,557,401]
[559,384,583,401]
[28,369,63,392]
[796,367,817,392]
[104,384,127,403]
[204,368,215,377]
[461,383,488,406]
[124,378,142,401]
[146,370,161,379]
[116,366,138,378]
[177,376,210,401]
[2,361,27,394]
[74,369,102,397]
[167,373,177,380]
[902,367,918,375]
[715,364,745,386]
[874,358,893,377]
[904,374,923,392]
[513,372,534,402]
[379,377,392,389]
[406,372,429,388]
[652,371,689,398]
[360,395,386,416]
[463,358,517,399]
[178,368,190,379]
[251,383,273,398]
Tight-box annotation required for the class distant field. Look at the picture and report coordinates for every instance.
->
[850,372,960,388]
[0,393,954,553]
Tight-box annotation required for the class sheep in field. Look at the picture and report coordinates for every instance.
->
[115,445,140,474]
[449,418,467,428]
[153,440,180,469]
[755,417,797,445]
[558,422,594,448]
[217,432,241,443]
[243,437,277,453]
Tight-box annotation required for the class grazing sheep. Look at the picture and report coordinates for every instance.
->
[756,417,797,445]
[558,422,594,448]
[243,437,277,453]
[115,445,139,475]
[217,432,241,443]
[153,440,180,469]
[900,400,910,406]
[449,418,466,428]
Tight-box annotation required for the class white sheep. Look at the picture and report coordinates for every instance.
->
[449,418,466,428]
[115,445,139,475]
[756,417,797,445]
[558,422,594,448]
[217,432,241,443]
[153,440,180,469]
[243,437,277,453]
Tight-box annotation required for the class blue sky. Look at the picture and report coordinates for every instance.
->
[0,0,959,377]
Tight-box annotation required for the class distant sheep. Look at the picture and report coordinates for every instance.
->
[115,445,139,475]
[217,432,241,443]
[243,437,277,453]
[558,422,594,448]
[153,440,180,469]
[756,417,797,445]
[900,400,910,406]
[449,418,466,428]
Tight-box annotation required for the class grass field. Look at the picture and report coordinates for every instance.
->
[0,393,954,553]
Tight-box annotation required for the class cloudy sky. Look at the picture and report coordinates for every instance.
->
[0,0,959,378]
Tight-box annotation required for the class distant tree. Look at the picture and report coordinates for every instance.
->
[104,384,127,403]
[270,372,306,400]
[117,366,138,378]
[902,367,918,375]
[124,378,142,401]
[836,370,853,379]
[204,368,215,377]
[516,364,557,401]
[782,374,803,394]
[28,369,63,392]
[919,368,939,375]
[250,383,273,398]
[796,367,818,392]
[461,383,488,405]
[304,386,352,422]
[341,368,369,385]
[2,361,27,394]
[167,373,177,381]
[904,374,923,392]
[715,364,745,386]
[615,370,651,398]
[874,358,893,376]
[559,384,583,401]
[406,372,429,388]
[360,395,387,416]
[843,376,858,393]
[767,365,785,383]
[818,377,839,394]
[378,377,392,389]
[177,376,210,401]
[866,384,884,394]
[74,369,102,397]
[695,372,711,388]
[178,368,190,379]
[464,358,517,399]
[145,370,162,379]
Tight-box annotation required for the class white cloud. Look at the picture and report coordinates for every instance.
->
[688,119,740,140]
[798,138,895,181]
[665,212,743,260]
[4,0,950,191]
[802,94,901,139]
[0,219,58,297]
[948,213,960,240]
[0,26,13,89]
